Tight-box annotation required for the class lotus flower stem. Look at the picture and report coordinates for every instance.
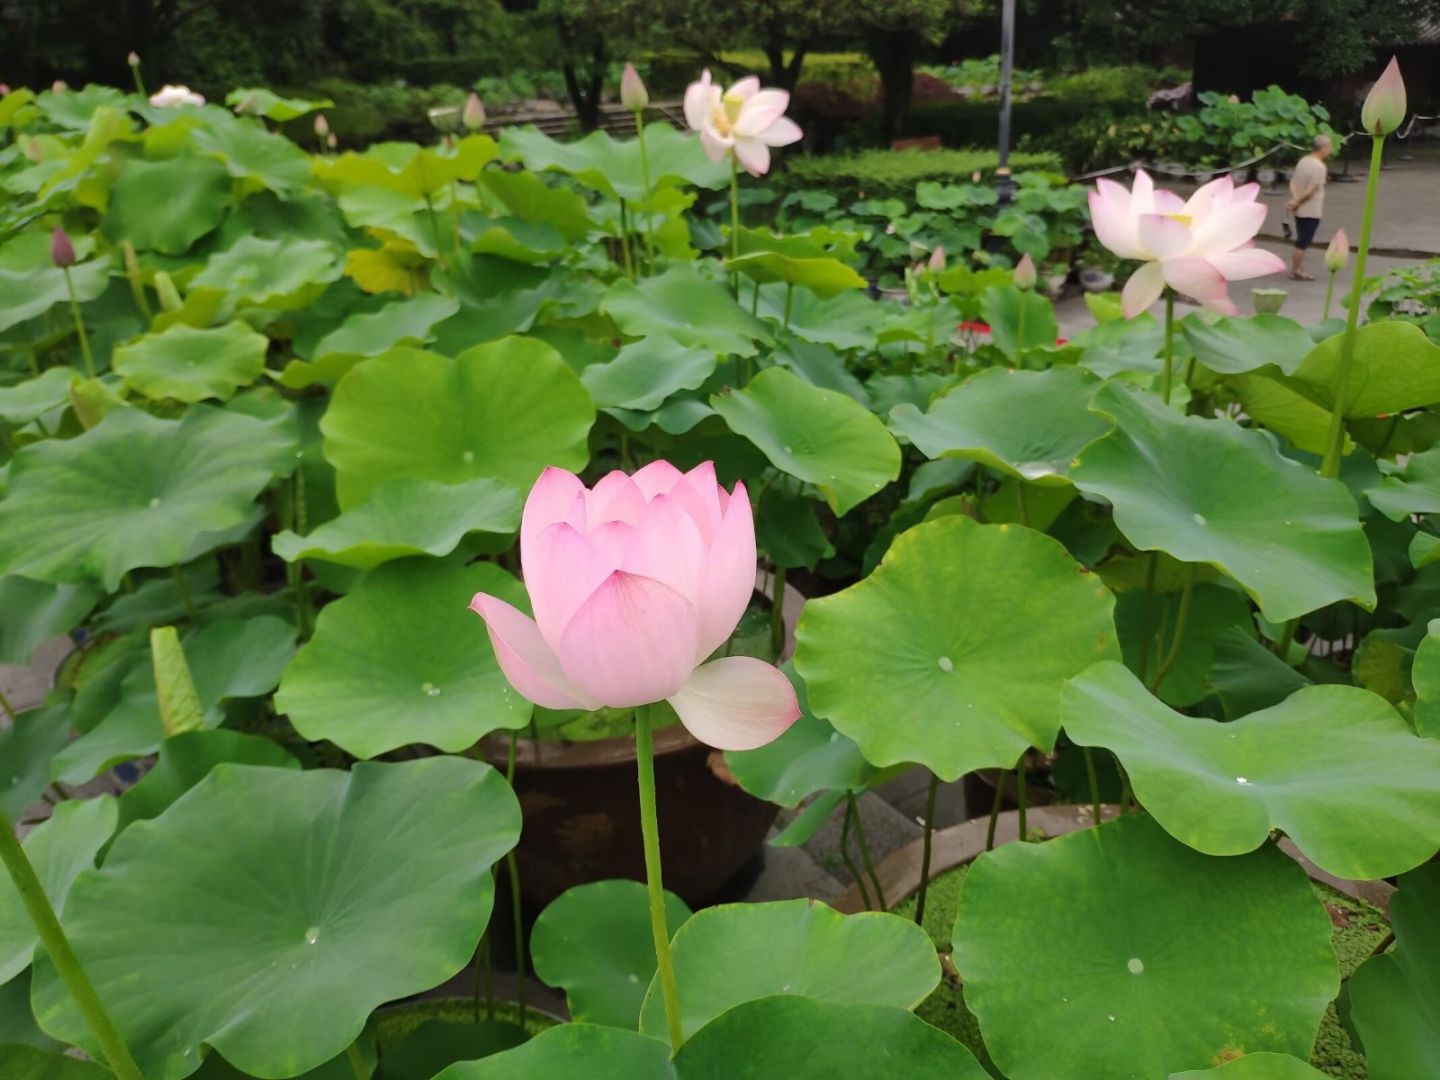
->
[985,768,1008,850]
[913,773,939,928]
[0,685,14,721]
[768,564,787,659]
[728,161,740,296]
[344,1042,367,1080]
[1015,756,1028,841]
[782,283,794,331]
[62,266,96,378]
[505,731,527,1027]
[635,703,684,1048]
[422,194,449,273]
[0,807,142,1080]
[1015,482,1030,527]
[635,121,656,271]
[1014,293,1026,363]
[1323,270,1336,321]
[1149,564,1196,693]
[1320,135,1386,479]
[618,200,636,279]
[846,793,886,909]
[839,798,873,910]
[1082,747,1101,823]
[472,933,494,1021]
[1160,290,1176,405]
[1135,553,1161,680]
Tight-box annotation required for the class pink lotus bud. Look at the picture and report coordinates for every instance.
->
[127,51,141,68]
[927,246,946,273]
[50,227,76,269]
[326,132,338,151]
[1362,57,1406,136]
[52,80,69,93]
[314,113,329,137]
[621,62,649,111]
[1325,229,1349,273]
[462,92,486,132]
[1013,253,1037,291]
[0,84,10,97]
[469,463,800,751]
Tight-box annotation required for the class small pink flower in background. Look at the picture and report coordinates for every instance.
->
[471,462,801,750]
[51,80,69,93]
[1013,252,1037,291]
[149,84,204,108]
[462,91,486,132]
[50,227,76,269]
[1325,229,1350,273]
[927,246,946,273]
[126,51,141,69]
[621,62,649,111]
[1361,57,1406,136]
[314,113,330,138]
[1089,169,1285,318]
[683,69,802,177]
[0,84,10,97]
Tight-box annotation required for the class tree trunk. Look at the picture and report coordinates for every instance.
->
[559,31,606,132]
[871,30,915,143]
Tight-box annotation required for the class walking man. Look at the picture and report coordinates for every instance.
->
[1286,134,1332,280]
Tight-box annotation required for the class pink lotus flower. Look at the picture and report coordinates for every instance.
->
[462,92,486,132]
[1013,252,1037,291]
[50,227,76,269]
[683,69,802,177]
[470,462,801,750]
[148,84,204,108]
[1362,57,1406,137]
[1089,170,1285,318]
[621,62,649,111]
[1325,229,1349,273]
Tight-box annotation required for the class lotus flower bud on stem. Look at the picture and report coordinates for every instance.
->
[52,80,69,93]
[462,91,485,132]
[1013,252,1037,291]
[1325,229,1349,274]
[50,227,76,269]
[1361,57,1406,137]
[314,113,329,138]
[927,246,946,274]
[621,62,649,111]
[126,51,140,68]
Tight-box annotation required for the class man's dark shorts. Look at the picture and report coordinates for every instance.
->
[1294,217,1320,250]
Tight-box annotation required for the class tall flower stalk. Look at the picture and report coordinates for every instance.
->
[52,228,95,378]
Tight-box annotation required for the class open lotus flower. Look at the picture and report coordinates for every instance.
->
[149,84,204,108]
[470,462,801,751]
[1089,170,1285,318]
[684,69,802,177]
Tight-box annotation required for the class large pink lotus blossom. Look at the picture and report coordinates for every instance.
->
[1089,170,1285,318]
[683,70,802,177]
[470,461,800,751]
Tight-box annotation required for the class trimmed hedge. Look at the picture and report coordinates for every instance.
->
[776,147,1064,201]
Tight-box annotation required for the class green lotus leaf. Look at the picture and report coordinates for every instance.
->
[275,559,531,758]
[33,84,127,129]
[1063,661,1440,878]
[321,337,593,509]
[0,406,295,589]
[758,287,885,351]
[0,368,77,425]
[112,321,268,403]
[1072,314,1164,377]
[1346,864,1440,1080]
[1410,617,1440,738]
[190,235,342,309]
[724,663,882,807]
[531,880,694,1028]
[0,576,96,665]
[31,758,521,1080]
[795,516,1118,780]
[369,1019,524,1080]
[954,814,1338,1080]
[468,218,567,263]
[0,705,70,821]
[115,729,299,835]
[1181,314,1316,375]
[726,252,867,299]
[1289,321,1440,418]
[890,367,1110,486]
[638,899,940,1045]
[1169,1052,1330,1078]
[754,487,835,570]
[273,476,520,569]
[0,795,116,985]
[602,265,770,359]
[500,122,728,202]
[105,155,232,254]
[581,334,718,411]
[310,293,460,361]
[192,112,312,197]
[1113,582,1253,707]
[316,136,496,198]
[732,223,862,263]
[979,285,1059,361]
[1071,381,1374,622]
[480,169,594,242]
[1230,372,1335,455]
[225,88,333,121]
[710,367,900,516]
[1410,532,1440,569]
[53,616,298,785]
[436,1025,671,1080]
[1366,444,1440,520]
[0,1046,112,1080]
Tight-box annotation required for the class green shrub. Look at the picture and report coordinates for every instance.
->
[777,147,1064,201]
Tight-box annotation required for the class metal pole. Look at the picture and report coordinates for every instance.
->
[996,0,1017,204]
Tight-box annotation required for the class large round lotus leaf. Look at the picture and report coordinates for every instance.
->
[674,997,990,1080]
[315,136,496,198]
[1062,661,1440,878]
[112,321,269,403]
[1231,372,1335,456]
[724,663,883,807]
[710,366,900,516]
[0,1046,111,1080]
[979,285,1059,361]
[0,406,295,589]
[275,559,531,758]
[0,575,97,665]
[309,294,459,361]
[953,814,1338,1080]
[795,516,1118,780]
[1071,381,1374,622]
[638,899,939,1044]
[889,367,1111,486]
[1365,444,1440,520]
[273,477,521,569]
[0,705,70,820]
[1409,618,1440,739]
[1181,314,1317,375]
[1346,864,1440,1080]
[726,252,867,298]
[602,266,771,359]
[224,87,332,121]
[321,337,592,509]
[531,880,694,1029]
[192,112,311,197]
[190,236,342,309]
[435,1025,672,1080]
[0,795,116,985]
[581,335,718,411]
[0,367,77,425]
[1072,314,1165,378]
[500,121,729,202]
[1290,321,1440,418]
[758,288,884,351]
[31,758,522,1080]
[1170,1054,1330,1079]
[1113,582,1253,707]
[106,155,232,254]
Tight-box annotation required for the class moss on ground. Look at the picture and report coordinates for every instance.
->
[891,864,1389,1079]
